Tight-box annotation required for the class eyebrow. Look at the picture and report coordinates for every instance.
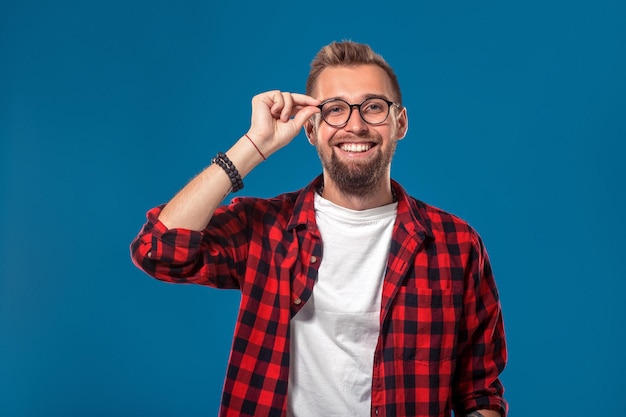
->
[321,93,391,103]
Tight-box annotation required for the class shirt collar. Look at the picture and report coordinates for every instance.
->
[391,179,434,240]
[287,175,323,232]
[287,175,434,240]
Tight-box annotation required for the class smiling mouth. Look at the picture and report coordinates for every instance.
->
[338,143,374,153]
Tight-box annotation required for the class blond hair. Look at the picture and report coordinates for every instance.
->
[305,41,402,104]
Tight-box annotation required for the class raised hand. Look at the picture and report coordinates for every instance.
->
[246,90,320,158]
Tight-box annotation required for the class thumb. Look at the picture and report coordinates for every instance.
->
[292,106,320,130]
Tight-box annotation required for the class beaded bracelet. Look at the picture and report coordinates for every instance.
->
[212,152,244,192]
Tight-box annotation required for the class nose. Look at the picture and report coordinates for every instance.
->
[344,105,368,133]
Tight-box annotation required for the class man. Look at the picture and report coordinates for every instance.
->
[130,41,507,417]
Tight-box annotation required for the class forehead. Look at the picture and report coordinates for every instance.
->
[314,64,394,101]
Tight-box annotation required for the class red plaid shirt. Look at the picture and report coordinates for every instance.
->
[130,176,507,417]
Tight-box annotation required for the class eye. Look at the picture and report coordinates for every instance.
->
[327,105,344,114]
[362,99,386,113]
[323,101,348,117]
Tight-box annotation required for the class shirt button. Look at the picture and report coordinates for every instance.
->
[310,256,317,263]
[147,251,152,258]
[293,297,302,305]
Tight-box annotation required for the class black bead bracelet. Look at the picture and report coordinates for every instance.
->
[212,152,244,192]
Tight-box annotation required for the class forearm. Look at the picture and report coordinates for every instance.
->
[158,90,320,231]
[158,135,264,231]
[466,410,501,417]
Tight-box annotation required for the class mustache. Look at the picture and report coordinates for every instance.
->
[330,132,382,145]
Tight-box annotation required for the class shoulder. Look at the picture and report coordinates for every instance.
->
[406,195,484,248]
[227,188,300,212]
[211,188,305,228]
[214,177,321,228]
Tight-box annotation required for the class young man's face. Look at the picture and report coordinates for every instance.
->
[305,64,408,196]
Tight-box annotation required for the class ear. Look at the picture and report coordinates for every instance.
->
[395,107,409,140]
[304,119,317,145]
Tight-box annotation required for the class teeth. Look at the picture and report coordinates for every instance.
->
[340,143,372,153]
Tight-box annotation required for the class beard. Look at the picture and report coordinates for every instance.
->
[316,134,397,197]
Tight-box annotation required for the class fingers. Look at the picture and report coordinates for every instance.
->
[263,91,320,122]
[279,92,293,122]
[292,105,321,129]
[249,91,320,149]
[289,93,322,107]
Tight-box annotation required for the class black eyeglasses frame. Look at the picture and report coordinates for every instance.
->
[316,96,402,128]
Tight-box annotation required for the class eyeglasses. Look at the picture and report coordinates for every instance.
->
[317,96,401,127]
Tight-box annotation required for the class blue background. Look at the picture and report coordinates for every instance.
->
[2,1,625,416]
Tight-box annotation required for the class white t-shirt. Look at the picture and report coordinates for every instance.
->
[287,193,397,417]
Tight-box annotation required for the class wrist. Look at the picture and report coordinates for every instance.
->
[212,152,243,192]
[244,133,266,160]
[223,136,266,180]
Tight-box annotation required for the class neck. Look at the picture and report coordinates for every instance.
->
[318,177,396,211]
